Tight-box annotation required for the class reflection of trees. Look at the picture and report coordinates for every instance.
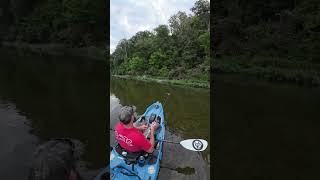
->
[0,49,107,168]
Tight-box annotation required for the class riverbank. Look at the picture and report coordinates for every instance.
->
[112,75,210,89]
[0,41,106,61]
[213,57,320,87]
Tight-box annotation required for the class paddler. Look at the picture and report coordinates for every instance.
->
[114,105,158,154]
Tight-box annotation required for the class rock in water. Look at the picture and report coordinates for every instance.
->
[28,138,84,180]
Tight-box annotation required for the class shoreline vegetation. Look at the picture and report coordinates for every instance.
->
[213,57,320,87]
[110,0,210,87]
[0,0,106,60]
[112,75,210,89]
[213,0,320,87]
[1,41,105,61]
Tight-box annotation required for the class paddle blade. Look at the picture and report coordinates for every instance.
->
[180,139,208,151]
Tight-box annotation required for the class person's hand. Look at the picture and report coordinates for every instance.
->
[67,169,79,180]
[150,122,158,132]
[140,124,148,131]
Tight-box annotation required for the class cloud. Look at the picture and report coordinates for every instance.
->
[110,0,197,53]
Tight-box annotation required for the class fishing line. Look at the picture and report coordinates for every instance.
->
[162,92,171,109]
[161,92,175,143]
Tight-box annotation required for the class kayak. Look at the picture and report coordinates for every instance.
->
[110,101,165,180]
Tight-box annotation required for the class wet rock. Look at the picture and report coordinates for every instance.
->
[28,138,84,180]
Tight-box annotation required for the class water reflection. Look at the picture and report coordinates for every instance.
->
[0,100,38,179]
[214,74,320,179]
[0,48,107,179]
[110,77,210,179]
[110,94,120,113]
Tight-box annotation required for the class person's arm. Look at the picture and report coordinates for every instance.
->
[145,125,156,153]
[134,123,148,131]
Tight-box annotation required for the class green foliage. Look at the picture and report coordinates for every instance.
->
[211,0,320,85]
[128,56,144,72]
[149,49,168,69]
[111,0,210,81]
[168,11,189,34]
[213,0,320,84]
[14,0,105,46]
[159,67,169,77]
[198,31,210,54]
[191,0,210,29]
[62,0,99,24]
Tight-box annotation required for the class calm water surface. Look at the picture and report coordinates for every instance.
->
[110,77,211,180]
[214,74,320,180]
[0,48,107,179]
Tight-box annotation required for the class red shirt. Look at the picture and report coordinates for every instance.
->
[115,123,152,153]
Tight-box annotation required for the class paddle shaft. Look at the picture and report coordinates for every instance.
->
[160,139,180,144]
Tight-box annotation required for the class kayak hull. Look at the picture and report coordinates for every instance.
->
[110,101,165,180]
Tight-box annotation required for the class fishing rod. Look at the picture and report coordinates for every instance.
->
[162,92,170,109]
[109,92,208,152]
[136,94,169,139]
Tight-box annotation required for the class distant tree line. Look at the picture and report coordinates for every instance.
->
[0,0,106,47]
[213,0,319,60]
[111,0,210,81]
[212,0,320,85]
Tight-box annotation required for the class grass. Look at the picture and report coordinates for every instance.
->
[213,56,320,87]
[112,75,210,89]
[1,41,106,61]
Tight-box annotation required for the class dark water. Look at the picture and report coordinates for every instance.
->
[214,74,320,180]
[110,77,211,180]
[0,48,107,179]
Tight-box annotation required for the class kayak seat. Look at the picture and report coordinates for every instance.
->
[115,144,149,165]
[149,113,157,124]
[156,116,161,123]
[148,149,159,165]
[141,116,146,122]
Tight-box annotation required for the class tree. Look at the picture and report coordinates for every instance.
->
[111,0,210,81]
[191,0,210,30]
[112,39,129,66]
[131,31,155,62]
[128,56,144,72]
[149,49,168,70]
[198,31,210,54]
[168,11,189,35]
[153,25,171,51]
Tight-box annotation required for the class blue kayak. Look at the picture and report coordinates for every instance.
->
[110,101,165,180]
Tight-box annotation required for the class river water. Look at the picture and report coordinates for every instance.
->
[3,47,318,180]
[110,77,211,179]
[0,48,107,179]
[214,74,320,179]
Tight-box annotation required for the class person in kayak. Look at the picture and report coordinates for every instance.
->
[115,105,158,153]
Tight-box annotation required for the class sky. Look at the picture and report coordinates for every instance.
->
[110,0,198,54]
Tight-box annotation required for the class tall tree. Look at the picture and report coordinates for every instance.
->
[191,0,210,30]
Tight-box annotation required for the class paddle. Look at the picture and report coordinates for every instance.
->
[161,93,208,152]
[161,139,208,152]
[109,128,207,151]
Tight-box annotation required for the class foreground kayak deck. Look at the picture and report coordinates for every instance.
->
[110,101,165,180]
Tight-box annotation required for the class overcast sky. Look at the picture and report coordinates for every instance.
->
[110,0,198,54]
